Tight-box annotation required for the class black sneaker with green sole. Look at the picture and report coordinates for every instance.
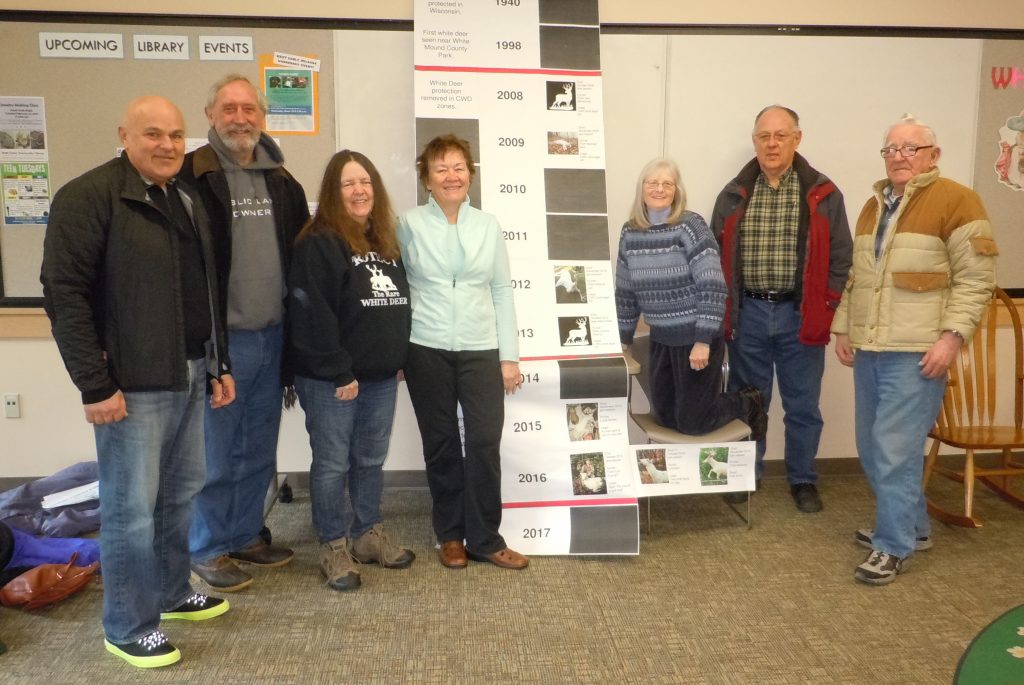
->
[104,630,181,668]
[161,593,229,621]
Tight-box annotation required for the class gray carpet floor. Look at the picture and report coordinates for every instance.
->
[1,474,1021,684]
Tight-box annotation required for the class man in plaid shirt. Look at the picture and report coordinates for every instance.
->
[711,106,852,513]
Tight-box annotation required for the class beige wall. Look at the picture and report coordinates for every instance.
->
[2,1,1024,29]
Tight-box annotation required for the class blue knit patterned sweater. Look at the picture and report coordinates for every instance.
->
[615,210,727,346]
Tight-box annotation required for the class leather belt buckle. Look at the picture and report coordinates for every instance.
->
[743,289,794,303]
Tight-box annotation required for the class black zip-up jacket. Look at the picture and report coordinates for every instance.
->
[178,143,309,383]
[41,153,230,404]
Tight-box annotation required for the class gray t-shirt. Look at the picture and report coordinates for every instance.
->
[209,130,285,330]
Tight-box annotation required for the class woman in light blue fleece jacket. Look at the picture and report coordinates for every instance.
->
[398,134,528,571]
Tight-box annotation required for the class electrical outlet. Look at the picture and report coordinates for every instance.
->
[4,394,20,419]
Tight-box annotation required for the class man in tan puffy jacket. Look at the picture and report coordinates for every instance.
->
[832,114,997,586]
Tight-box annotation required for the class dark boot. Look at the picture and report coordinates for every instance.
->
[738,386,768,441]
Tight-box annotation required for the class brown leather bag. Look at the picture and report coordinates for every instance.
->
[0,552,99,610]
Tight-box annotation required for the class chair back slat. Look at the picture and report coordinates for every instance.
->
[939,287,1023,432]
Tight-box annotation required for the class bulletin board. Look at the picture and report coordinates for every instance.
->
[0,14,343,304]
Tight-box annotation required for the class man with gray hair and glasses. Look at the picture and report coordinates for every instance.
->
[832,115,996,585]
[179,74,309,592]
[711,105,852,513]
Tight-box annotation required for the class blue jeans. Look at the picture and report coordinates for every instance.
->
[295,375,398,543]
[95,358,207,644]
[190,324,283,563]
[854,351,946,559]
[727,297,825,483]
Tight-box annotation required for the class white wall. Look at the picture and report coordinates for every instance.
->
[0,337,423,476]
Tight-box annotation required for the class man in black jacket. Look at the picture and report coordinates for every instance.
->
[41,96,235,668]
[179,75,309,591]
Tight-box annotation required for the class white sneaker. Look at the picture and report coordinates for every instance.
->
[853,528,932,552]
[854,550,904,585]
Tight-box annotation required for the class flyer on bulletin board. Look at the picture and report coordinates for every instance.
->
[0,96,49,163]
[2,161,50,225]
[260,53,319,135]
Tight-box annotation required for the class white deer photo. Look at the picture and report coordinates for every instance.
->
[638,457,670,484]
[550,82,574,109]
[554,267,585,301]
[702,454,729,481]
[563,318,589,345]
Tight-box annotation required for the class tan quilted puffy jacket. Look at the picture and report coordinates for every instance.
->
[832,169,998,352]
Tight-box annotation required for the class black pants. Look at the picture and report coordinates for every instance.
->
[649,337,746,435]
[404,343,506,554]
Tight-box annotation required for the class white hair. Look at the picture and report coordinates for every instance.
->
[206,74,267,113]
[884,113,937,146]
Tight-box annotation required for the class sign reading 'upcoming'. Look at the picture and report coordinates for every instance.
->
[38,32,124,59]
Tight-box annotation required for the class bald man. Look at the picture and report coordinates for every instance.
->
[42,96,235,668]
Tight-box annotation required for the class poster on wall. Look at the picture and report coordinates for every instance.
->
[972,41,1024,290]
[414,0,619,360]
[413,0,637,554]
[0,96,51,227]
[0,96,48,164]
[260,54,319,134]
[2,162,50,225]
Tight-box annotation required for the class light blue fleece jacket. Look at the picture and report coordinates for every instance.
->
[397,195,519,361]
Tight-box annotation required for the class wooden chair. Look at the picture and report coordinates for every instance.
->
[624,335,753,529]
[923,286,1024,527]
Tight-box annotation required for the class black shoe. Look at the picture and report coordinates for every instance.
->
[161,592,229,621]
[737,386,768,441]
[791,483,822,513]
[104,631,180,668]
[723,478,760,504]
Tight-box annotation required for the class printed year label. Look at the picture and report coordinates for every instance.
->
[513,420,543,432]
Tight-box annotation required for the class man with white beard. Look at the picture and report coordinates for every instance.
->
[179,75,309,591]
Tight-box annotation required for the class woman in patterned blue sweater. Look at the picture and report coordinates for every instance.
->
[616,158,766,438]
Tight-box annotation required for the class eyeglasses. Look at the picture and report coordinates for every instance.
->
[754,132,795,144]
[643,180,675,191]
[879,144,934,159]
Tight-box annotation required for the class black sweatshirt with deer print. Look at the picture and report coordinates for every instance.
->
[288,226,411,387]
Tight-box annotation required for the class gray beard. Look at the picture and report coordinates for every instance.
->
[218,128,259,156]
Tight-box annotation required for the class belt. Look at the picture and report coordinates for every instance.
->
[743,289,795,303]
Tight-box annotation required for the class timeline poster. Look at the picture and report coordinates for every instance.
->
[501,358,638,556]
[415,0,637,554]
[414,0,617,359]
